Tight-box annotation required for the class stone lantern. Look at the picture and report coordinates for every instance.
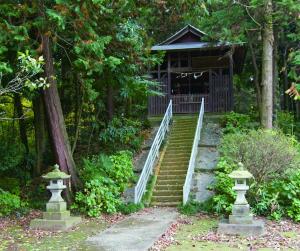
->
[218,162,264,236]
[30,164,81,231]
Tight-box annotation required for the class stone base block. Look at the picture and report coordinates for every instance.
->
[43,210,70,220]
[46,201,67,212]
[232,204,250,215]
[30,216,81,231]
[229,215,253,224]
[217,220,264,236]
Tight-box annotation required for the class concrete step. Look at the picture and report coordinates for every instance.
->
[161,161,189,167]
[159,170,187,175]
[160,163,189,172]
[156,179,185,186]
[151,201,181,207]
[152,195,182,202]
[163,156,190,162]
[157,174,185,180]
[155,184,182,190]
[152,190,182,196]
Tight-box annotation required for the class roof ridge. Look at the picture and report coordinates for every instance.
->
[158,24,207,46]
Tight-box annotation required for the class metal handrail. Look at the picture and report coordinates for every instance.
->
[134,100,173,203]
[183,98,205,204]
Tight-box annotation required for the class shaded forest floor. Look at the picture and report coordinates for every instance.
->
[1,210,300,251]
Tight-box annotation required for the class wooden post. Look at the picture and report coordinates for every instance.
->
[229,55,234,111]
[167,53,171,101]
[209,69,212,112]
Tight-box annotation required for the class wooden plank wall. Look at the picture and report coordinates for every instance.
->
[148,73,231,115]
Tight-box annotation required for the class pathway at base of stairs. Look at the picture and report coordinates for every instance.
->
[85,208,178,251]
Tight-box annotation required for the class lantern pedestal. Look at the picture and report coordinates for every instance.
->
[217,163,264,236]
[30,165,81,231]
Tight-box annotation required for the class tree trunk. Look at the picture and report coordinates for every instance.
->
[41,34,81,202]
[14,93,29,154]
[272,28,279,120]
[260,0,274,129]
[33,94,47,176]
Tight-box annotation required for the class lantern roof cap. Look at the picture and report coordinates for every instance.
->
[42,164,71,180]
[229,162,253,179]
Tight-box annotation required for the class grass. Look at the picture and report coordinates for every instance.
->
[0,218,107,251]
[165,215,299,251]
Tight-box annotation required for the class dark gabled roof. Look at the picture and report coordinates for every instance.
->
[151,41,232,51]
[158,24,207,45]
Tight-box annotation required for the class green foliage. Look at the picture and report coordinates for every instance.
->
[251,170,300,221]
[73,177,120,217]
[220,112,253,134]
[0,143,25,173]
[219,130,300,183]
[79,154,113,183]
[100,118,143,153]
[178,200,214,215]
[0,189,21,216]
[109,151,134,192]
[0,178,20,196]
[74,151,134,216]
[117,202,144,215]
[209,158,236,215]
[179,201,202,215]
[212,129,300,221]
[276,111,295,135]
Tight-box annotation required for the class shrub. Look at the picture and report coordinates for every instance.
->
[276,111,295,135]
[117,202,144,215]
[80,154,112,183]
[73,178,120,217]
[99,117,143,153]
[108,151,134,192]
[80,151,134,192]
[0,178,20,195]
[220,112,253,134]
[218,129,300,183]
[74,151,135,216]
[0,189,21,216]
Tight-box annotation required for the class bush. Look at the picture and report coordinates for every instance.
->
[80,154,112,183]
[276,111,295,135]
[211,129,300,221]
[73,178,120,217]
[252,170,300,221]
[100,117,143,153]
[220,112,253,134]
[219,129,300,183]
[0,189,21,216]
[74,151,135,216]
[210,158,236,215]
[117,202,144,215]
[0,178,20,195]
[109,151,135,192]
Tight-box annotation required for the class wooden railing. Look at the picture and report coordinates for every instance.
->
[183,98,205,204]
[134,100,173,204]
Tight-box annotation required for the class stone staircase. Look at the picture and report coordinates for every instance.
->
[151,116,197,207]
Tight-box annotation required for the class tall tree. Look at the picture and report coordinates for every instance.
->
[260,0,274,128]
